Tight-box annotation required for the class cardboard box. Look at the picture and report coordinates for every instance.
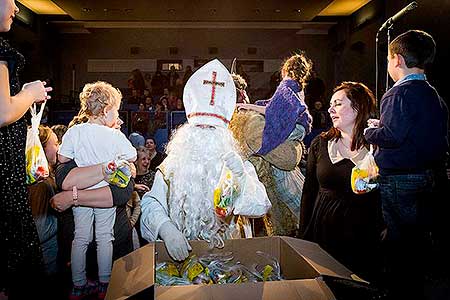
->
[106,236,353,300]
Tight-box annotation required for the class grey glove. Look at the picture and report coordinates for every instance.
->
[158,221,191,261]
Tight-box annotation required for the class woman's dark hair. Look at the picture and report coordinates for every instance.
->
[321,82,376,151]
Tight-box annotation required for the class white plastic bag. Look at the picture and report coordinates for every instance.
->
[351,145,379,194]
[25,103,49,184]
[272,166,305,222]
[213,165,236,219]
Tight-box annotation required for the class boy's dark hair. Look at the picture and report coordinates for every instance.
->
[389,30,436,69]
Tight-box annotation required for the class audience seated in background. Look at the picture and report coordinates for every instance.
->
[167,65,179,92]
[151,71,166,98]
[145,137,167,171]
[133,146,156,246]
[51,124,68,145]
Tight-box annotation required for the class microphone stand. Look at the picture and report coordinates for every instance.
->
[375,18,393,115]
[385,20,394,94]
[375,1,417,113]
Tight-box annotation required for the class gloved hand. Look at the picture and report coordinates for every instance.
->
[222,151,245,178]
[158,221,191,261]
[102,159,132,188]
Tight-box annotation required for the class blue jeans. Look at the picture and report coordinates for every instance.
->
[379,171,434,300]
[379,172,434,241]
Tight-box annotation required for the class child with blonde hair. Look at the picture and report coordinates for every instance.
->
[59,81,137,300]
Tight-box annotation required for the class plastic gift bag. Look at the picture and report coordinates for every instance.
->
[351,146,379,194]
[103,159,132,188]
[213,165,237,218]
[25,103,49,184]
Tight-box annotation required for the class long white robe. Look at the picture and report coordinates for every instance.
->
[140,161,270,241]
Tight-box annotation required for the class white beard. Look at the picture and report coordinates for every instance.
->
[162,123,240,247]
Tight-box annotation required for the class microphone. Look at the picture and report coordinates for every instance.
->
[378,1,418,32]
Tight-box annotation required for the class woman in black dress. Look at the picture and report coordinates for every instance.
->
[300,82,383,282]
[1,1,52,297]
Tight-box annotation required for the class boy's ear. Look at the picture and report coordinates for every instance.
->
[395,53,406,68]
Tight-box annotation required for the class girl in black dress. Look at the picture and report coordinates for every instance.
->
[1,0,52,297]
[300,82,383,282]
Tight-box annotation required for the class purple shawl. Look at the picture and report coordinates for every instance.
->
[255,79,312,155]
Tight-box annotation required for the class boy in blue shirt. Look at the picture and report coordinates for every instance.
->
[364,30,448,300]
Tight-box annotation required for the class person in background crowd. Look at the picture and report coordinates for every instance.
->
[175,98,184,111]
[167,65,179,92]
[129,118,146,148]
[129,69,146,97]
[145,137,167,171]
[144,96,153,111]
[151,71,166,98]
[1,0,52,297]
[304,77,330,148]
[182,65,193,87]
[51,124,68,145]
[133,146,156,246]
[27,126,59,275]
[126,191,141,250]
[144,73,152,90]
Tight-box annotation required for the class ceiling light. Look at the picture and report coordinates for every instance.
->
[274,9,281,13]
[319,0,371,16]
[18,0,67,15]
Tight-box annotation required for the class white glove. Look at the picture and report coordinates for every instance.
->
[222,151,245,178]
[158,221,191,261]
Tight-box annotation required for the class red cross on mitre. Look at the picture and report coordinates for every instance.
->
[203,71,225,105]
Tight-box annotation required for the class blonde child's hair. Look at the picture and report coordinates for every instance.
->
[281,52,313,89]
[69,81,122,127]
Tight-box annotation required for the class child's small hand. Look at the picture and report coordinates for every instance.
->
[367,119,380,128]
[236,103,266,115]
[135,183,150,193]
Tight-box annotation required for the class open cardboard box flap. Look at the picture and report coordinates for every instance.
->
[106,243,155,300]
[106,236,352,300]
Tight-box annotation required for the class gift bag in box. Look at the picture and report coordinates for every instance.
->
[351,145,379,194]
[25,103,49,184]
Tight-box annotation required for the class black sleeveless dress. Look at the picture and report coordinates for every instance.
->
[0,37,44,293]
